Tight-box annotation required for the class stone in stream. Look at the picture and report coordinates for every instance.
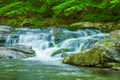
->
[0,25,12,32]
[63,30,120,70]
[0,45,35,59]
[0,26,12,46]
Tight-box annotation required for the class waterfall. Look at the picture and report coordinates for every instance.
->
[5,28,108,61]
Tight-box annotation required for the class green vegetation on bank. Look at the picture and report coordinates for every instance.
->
[0,0,120,27]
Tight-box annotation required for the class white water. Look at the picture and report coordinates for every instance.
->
[5,28,108,61]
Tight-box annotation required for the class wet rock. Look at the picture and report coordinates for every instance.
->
[63,30,120,69]
[112,67,120,70]
[0,25,12,32]
[0,26,12,46]
[0,45,35,59]
[104,62,120,70]
[63,47,104,66]
[9,45,35,54]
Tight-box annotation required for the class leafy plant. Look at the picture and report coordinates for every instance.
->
[0,1,22,15]
[0,0,120,27]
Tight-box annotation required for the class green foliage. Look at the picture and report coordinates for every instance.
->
[0,0,120,27]
[0,2,22,15]
[53,0,100,16]
[110,0,120,8]
[83,13,114,22]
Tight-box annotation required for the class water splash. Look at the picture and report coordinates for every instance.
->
[5,28,108,61]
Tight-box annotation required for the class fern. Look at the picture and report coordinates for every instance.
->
[53,0,77,14]
[0,2,22,15]
[53,0,100,16]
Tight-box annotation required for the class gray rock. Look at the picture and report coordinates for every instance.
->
[0,45,35,59]
[0,25,12,46]
[8,45,35,54]
[0,25,12,32]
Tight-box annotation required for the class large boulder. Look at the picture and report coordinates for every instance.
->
[70,22,120,32]
[0,45,35,59]
[63,30,120,70]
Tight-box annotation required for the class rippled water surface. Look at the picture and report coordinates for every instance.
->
[0,59,120,80]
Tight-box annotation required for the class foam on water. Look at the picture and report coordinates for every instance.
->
[5,28,108,61]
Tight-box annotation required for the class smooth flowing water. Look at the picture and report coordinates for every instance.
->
[0,59,120,80]
[0,28,120,80]
[6,28,108,60]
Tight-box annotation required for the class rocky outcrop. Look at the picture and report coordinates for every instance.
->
[70,22,120,32]
[63,30,120,70]
[0,26,12,46]
[0,25,12,32]
[109,30,120,39]
[0,45,35,59]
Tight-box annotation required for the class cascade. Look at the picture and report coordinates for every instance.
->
[5,28,108,61]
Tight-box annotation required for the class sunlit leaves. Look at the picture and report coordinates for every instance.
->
[111,0,120,3]
[0,2,22,15]
[110,0,120,8]
[0,0,119,22]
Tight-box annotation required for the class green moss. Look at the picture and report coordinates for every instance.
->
[103,39,115,47]
[51,48,69,57]
[103,62,120,68]
[83,13,120,22]
[54,40,59,44]
[104,42,114,47]
[63,47,105,67]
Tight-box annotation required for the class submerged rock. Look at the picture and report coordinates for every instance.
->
[63,30,120,69]
[0,45,35,59]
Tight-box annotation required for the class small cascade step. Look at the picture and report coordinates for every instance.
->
[5,28,108,61]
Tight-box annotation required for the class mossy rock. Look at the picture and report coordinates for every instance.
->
[109,30,120,39]
[63,30,120,68]
[103,62,120,70]
[63,47,105,66]
[70,22,120,32]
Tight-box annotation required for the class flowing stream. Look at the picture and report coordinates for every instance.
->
[0,28,120,80]
[6,28,108,60]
